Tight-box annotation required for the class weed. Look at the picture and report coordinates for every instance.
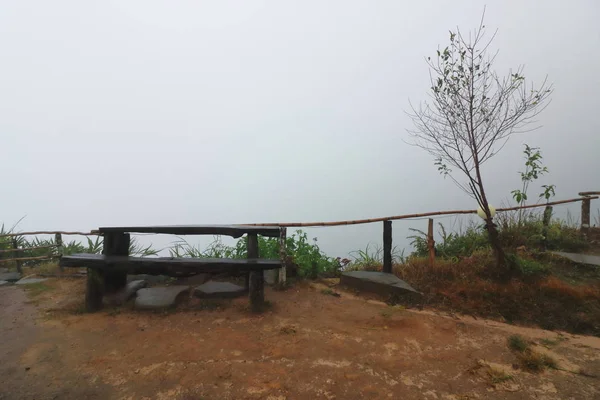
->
[518,351,558,372]
[21,282,52,297]
[488,367,513,384]
[320,288,341,297]
[540,335,567,347]
[507,335,529,352]
[280,325,297,334]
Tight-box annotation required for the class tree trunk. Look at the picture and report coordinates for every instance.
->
[485,218,506,269]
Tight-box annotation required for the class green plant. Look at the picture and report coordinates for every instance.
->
[488,368,513,384]
[407,12,552,270]
[169,230,339,279]
[348,243,405,271]
[507,335,529,352]
[409,222,489,260]
[129,237,159,257]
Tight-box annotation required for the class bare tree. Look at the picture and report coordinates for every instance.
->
[407,12,553,270]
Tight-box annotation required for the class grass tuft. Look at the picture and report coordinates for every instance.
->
[507,335,529,353]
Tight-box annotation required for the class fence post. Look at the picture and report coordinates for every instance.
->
[278,227,287,285]
[542,206,553,249]
[383,220,392,273]
[55,233,63,271]
[12,239,22,273]
[427,219,435,267]
[581,197,591,235]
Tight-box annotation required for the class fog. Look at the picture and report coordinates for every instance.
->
[1,0,599,257]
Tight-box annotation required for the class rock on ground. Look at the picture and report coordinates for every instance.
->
[340,271,421,299]
[104,280,148,307]
[0,272,22,282]
[134,286,190,310]
[15,278,48,285]
[194,281,246,299]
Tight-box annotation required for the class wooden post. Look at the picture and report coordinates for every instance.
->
[582,197,591,233]
[86,268,105,312]
[542,206,553,249]
[247,233,264,311]
[427,219,435,267]
[12,239,22,273]
[278,227,287,285]
[382,220,392,273]
[85,232,130,311]
[103,232,130,293]
[55,233,63,271]
[246,234,258,292]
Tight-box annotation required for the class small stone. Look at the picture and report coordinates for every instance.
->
[0,280,10,287]
[134,286,190,310]
[194,281,245,299]
[0,272,22,282]
[104,280,148,306]
[15,278,48,285]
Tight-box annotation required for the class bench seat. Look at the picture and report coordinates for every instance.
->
[59,253,279,312]
[60,253,281,276]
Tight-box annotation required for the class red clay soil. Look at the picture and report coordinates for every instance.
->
[1,278,600,399]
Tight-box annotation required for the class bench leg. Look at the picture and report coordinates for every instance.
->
[249,270,265,312]
[104,270,127,293]
[85,268,104,312]
[103,232,130,294]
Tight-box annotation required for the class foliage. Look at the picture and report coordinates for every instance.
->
[170,230,340,279]
[408,213,588,261]
[507,335,529,352]
[511,144,556,225]
[407,11,553,269]
[409,222,490,260]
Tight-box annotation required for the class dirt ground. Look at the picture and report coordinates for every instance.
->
[1,278,599,400]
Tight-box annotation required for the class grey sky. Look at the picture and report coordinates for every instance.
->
[2,0,599,257]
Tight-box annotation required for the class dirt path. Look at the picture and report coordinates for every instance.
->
[0,284,113,399]
[2,279,600,399]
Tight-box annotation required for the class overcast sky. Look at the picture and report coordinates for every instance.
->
[1,0,599,257]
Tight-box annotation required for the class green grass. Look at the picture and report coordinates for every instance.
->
[170,230,341,279]
[488,368,514,384]
[21,281,52,297]
[540,335,568,347]
[507,335,529,352]
[408,212,589,262]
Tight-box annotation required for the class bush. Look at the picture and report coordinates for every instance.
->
[409,212,588,262]
[170,230,340,279]
[409,222,490,260]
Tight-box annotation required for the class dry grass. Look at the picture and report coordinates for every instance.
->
[390,251,600,336]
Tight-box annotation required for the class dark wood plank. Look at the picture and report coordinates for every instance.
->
[249,268,265,312]
[85,268,104,312]
[97,225,280,238]
[246,234,259,292]
[60,254,281,276]
[382,220,392,273]
[103,232,130,294]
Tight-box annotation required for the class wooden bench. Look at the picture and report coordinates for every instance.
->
[59,225,283,312]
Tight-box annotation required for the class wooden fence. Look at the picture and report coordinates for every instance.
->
[0,231,97,273]
[0,193,597,276]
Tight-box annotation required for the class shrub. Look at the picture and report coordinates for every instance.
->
[169,230,340,279]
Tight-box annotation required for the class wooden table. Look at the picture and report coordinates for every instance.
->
[61,225,283,312]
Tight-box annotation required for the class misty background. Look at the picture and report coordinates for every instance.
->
[1,0,599,258]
